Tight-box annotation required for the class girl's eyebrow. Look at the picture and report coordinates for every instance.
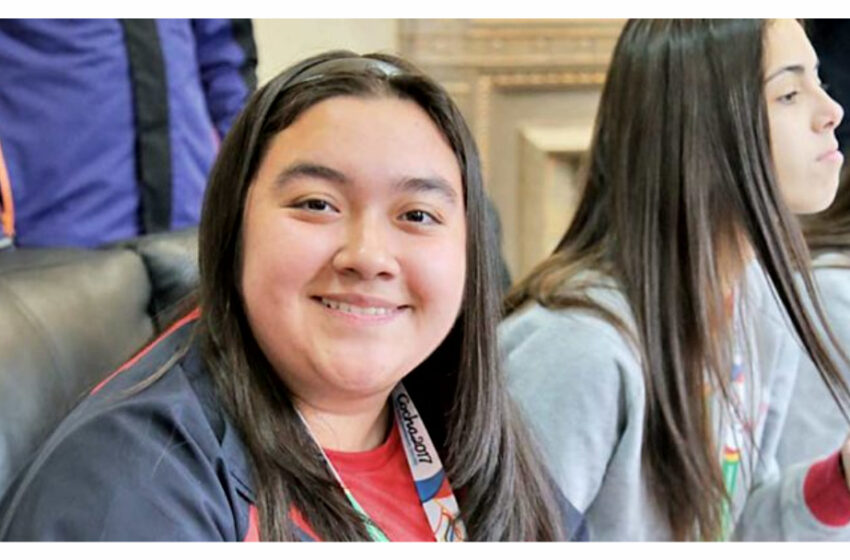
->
[274,162,348,189]
[397,176,459,206]
[765,61,819,84]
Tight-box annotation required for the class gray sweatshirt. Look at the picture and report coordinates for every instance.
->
[501,265,850,540]
[777,252,850,467]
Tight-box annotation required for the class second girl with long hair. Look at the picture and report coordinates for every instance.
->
[503,19,850,540]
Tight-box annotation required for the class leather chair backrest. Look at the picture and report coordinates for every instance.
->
[0,248,155,498]
[117,227,199,331]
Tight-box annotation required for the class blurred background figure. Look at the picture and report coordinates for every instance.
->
[0,19,257,248]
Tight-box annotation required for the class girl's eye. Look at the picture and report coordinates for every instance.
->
[401,209,439,225]
[778,91,799,104]
[294,199,335,212]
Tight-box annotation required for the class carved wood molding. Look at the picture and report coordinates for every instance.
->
[490,70,606,89]
[521,124,593,155]
[474,75,493,182]
[517,125,591,275]
[400,19,624,71]
[400,19,621,183]
[470,71,602,185]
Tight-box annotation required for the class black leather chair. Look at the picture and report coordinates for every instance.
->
[0,228,199,500]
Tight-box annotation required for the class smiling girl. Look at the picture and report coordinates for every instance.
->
[0,52,579,541]
[502,19,850,541]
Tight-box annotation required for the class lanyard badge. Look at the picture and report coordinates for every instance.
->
[390,384,466,541]
[298,383,467,541]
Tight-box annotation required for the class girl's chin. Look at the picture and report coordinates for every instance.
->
[789,184,840,215]
[323,370,406,397]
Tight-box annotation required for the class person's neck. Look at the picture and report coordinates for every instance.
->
[295,393,393,452]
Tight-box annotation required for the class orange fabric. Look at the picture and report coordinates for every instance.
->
[243,506,260,541]
[0,139,14,238]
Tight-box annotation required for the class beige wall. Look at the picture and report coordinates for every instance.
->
[252,19,400,85]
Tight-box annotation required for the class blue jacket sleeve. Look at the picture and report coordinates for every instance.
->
[191,19,257,140]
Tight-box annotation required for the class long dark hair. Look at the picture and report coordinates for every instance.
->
[802,161,850,257]
[505,20,850,540]
[197,50,564,541]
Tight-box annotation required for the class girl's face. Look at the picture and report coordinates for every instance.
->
[240,95,466,413]
[765,19,845,215]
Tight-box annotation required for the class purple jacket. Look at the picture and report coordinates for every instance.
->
[0,19,256,247]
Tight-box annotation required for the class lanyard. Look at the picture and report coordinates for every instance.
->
[297,383,467,542]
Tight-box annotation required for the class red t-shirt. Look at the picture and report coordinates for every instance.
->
[244,423,437,541]
[264,424,435,541]
[322,425,436,541]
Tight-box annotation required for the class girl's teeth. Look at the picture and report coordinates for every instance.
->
[321,298,393,316]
